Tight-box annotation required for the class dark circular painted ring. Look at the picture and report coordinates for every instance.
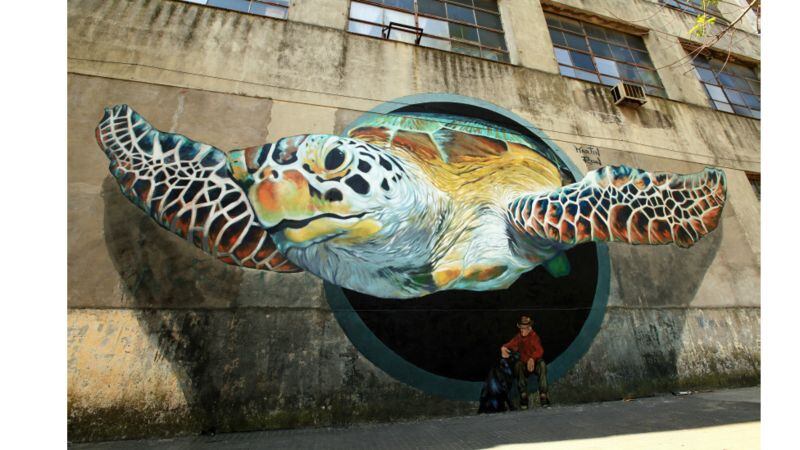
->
[325,93,611,401]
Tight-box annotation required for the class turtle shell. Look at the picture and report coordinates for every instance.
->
[347,112,570,178]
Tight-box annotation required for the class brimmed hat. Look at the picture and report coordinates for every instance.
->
[517,315,533,328]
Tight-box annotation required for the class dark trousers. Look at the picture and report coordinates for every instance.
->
[513,359,548,400]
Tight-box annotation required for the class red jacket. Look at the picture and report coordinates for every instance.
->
[504,331,544,364]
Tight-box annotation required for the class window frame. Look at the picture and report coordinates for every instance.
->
[545,13,667,98]
[685,45,761,119]
[346,0,510,63]
[659,0,730,24]
[745,171,760,201]
[179,0,289,20]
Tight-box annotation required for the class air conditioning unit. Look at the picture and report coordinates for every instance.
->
[610,82,647,107]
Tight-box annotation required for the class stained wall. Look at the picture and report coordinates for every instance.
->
[68,0,760,441]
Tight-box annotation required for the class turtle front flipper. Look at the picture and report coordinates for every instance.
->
[506,165,726,249]
[96,104,300,272]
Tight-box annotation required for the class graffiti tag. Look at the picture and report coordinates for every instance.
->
[574,145,602,169]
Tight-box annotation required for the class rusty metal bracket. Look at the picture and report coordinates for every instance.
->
[382,22,423,45]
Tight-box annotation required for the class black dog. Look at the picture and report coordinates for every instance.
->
[478,352,519,413]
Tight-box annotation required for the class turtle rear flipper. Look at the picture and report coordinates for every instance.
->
[543,252,571,277]
[95,104,300,272]
[506,165,726,248]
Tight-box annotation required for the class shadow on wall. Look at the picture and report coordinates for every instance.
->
[103,176,248,434]
[102,166,727,414]
[556,212,728,401]
[100,176,472,437]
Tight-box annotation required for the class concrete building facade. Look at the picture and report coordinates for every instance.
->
[67,0,760,442]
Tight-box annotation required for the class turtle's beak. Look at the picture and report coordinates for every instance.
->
[251,169,319,227]
[249,168,379,245]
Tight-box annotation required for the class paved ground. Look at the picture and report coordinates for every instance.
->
[72,387,760,449]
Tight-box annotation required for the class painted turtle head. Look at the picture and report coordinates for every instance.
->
[232,134,430,251]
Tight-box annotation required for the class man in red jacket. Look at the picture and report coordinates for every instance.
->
[501,315,550,408]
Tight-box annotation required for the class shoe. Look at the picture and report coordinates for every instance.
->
[520,394,529,410]
[540,394,551,407]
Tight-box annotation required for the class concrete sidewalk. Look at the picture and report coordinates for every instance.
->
[71,387,760,449]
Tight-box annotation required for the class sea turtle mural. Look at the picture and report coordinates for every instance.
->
[95,104,726,299]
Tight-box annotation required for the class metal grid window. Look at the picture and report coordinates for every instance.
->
[546,14,667,97]
[347,0,509,63]
[690,56,760,119]
[746,172,760,201]
[181,0,289,19]
[660,0,727,22]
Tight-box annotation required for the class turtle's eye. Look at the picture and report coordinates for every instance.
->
[324,147,347,172]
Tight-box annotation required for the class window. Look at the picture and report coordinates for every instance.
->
[660,0,728,22]
[347,1,509,63]
[746,172,760,201]
[181,0,289,19]
[690,56,760,119]
[545,14,667,97]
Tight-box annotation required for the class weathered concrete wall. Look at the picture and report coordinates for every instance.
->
[540,0,761,108]
[68,0,760,442]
